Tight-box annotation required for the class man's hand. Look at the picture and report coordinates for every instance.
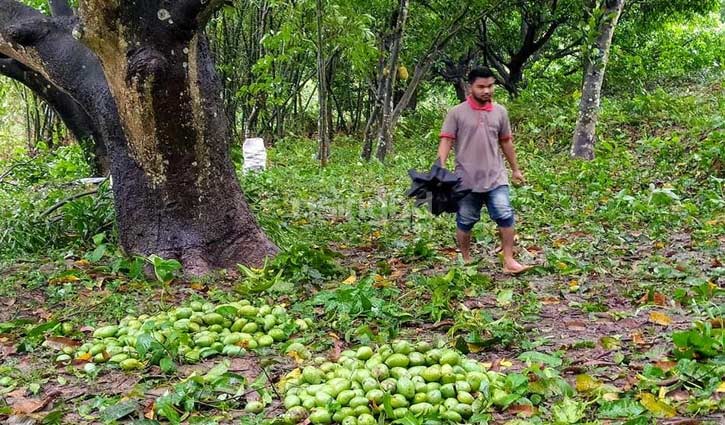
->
[512,170,526,186]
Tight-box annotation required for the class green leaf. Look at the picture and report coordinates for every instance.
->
[214,305,238,318]
[27,321,59,337]
[155,398,181,424]
[135,333,154,358]
[101,400,139,422]
[598,398,646,419]
[160,357,176,374]
[517,351,562,367]
[85,243,106,262]
[552,397,586,424]
[496,289,514,306]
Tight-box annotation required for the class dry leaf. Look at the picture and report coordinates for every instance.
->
[508,404,536,417]
[654,360,677,372]
[553,238,567,248]
[342,274,357,285]
[631,330,646,345]
[540,296,560,305]
[716,381,725,393]
[649,311,673,326]
[566,320,587,331]
[144,401,155,419]
[9,390,60,414]
[44,336,80,350]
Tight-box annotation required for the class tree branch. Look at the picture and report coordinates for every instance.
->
[173,0,233,29]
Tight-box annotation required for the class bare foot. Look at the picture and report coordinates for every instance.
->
[502,259,532,275]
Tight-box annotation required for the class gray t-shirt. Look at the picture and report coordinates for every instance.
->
[440,97,512,192]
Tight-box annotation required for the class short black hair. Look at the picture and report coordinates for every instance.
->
[467,67,495,84]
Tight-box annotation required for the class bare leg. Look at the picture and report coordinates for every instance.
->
[499,226,527,272]
[456,228,472,263]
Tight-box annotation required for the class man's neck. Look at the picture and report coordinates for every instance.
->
[466,95,493,111]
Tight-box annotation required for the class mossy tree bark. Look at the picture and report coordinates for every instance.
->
[0,0,277,274]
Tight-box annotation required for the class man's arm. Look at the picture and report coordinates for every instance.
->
[438,137,455,168]
[499,138,525,184]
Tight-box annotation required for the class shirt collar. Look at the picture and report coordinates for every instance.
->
[467,95,494,112]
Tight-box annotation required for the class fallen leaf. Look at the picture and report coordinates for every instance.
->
[526,245,543,254]
[639,392,676,418]
[540,296,560,305]
[600,336,621,350]
[342,274,357,285]
[9,390,60,414]
[43,336,80,350]
[144,401,155,419]
[631,331,646,345]
[49,275,80,285]
[287,351,306,364]
[508,404,536,417]
[716,381,725,393]
[639,292,667,306]
[190,282,206,291]
[649,311,673,326]
[553,238,568,248]
[499,359,513,369]
[74,259,91,268]
[566,320,587,331]
[73,352,92,363]
[602,392,619,401]
[654,360,677,372]
[576,374,601,392]
[467,343,483,354]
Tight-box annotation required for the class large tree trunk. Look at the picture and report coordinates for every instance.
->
[0,0,277,275]
[571,0,624,159]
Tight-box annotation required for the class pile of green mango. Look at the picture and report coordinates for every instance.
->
[279,340,505,424]
[52,299,311,370]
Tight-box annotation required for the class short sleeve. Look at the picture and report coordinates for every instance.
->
[439,109,457,140]
[499,107,512,142]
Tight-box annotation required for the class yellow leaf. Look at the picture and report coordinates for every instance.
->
[342,274,357,285]
[639,393,676,418]
[716,381,725,393]
[602,392,619,401]
[658,386,667,400]
[74,259,90,268]
[75,352,92,362]
[467,344,483,353]
[649,311,673,326]
[287,351,305,364]
[575,374,601,392]
[480,362,492,369]
[49,275,80,285]
[500,359,513,369]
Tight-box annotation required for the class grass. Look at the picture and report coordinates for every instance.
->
[0,75,723,423]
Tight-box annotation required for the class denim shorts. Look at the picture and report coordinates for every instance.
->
[456,185,515,231]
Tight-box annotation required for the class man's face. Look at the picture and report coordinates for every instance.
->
[470,76,496,104]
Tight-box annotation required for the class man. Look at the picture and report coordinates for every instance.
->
[438,67,529,273]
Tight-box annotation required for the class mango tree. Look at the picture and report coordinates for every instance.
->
[0,0,277,274]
